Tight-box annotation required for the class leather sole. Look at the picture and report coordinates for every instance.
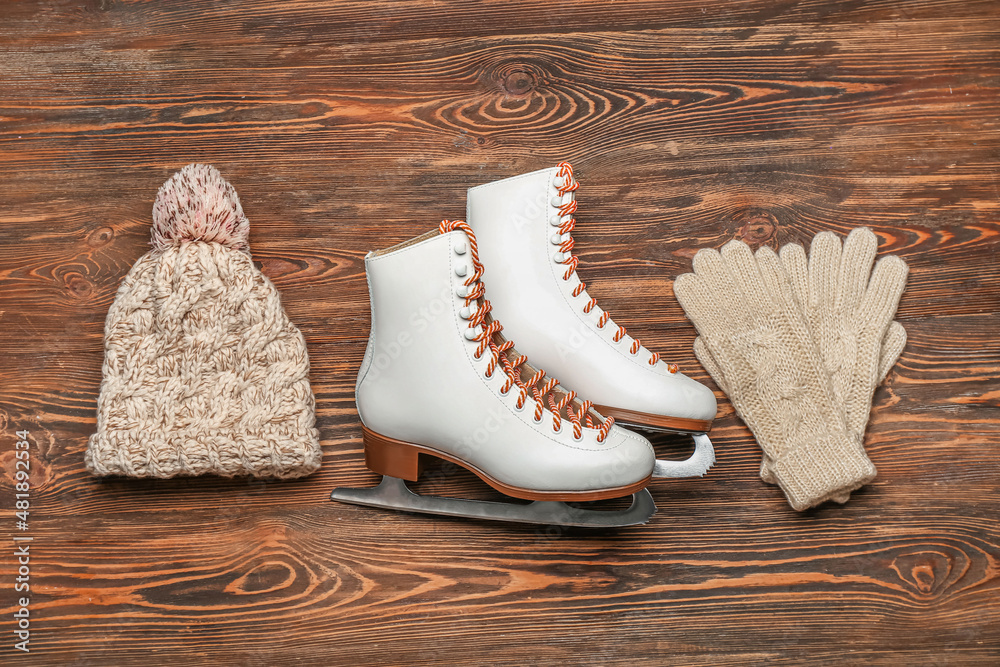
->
[593,405,713,433]
[361,425,652,502]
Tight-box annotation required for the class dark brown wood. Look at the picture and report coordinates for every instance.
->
[1,0,998,664]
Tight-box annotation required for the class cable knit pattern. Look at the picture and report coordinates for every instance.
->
[692,229,908,506]
[674,239,875,511]
[85,164,321,479]
[779,228,909,435]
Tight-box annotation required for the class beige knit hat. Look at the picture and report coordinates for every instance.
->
[86,164,322,479]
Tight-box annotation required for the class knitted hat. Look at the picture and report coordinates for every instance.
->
[86,164,322,479]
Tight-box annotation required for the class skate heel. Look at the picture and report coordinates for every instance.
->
[362,426,422,481]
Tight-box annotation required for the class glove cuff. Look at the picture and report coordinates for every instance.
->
[769,433,876,511]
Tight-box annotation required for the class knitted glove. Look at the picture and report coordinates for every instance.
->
[689,229,908,507]
[696,321,904,500]
[776,228,909,436]
[674,240,876,511]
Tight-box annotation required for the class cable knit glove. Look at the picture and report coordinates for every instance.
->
[776,228,909,435]
[760,228,908,497]
[696,322,904,501]
[674,240,876,511]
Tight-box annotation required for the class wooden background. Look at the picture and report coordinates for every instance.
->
[1,0,998,664]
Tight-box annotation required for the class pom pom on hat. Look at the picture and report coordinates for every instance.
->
[151,164,250,252]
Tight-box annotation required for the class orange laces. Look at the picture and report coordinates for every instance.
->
[552,162,679,373]
[440,219,615,442]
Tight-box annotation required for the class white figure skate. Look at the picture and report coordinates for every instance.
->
[332,220,657,527]
[466,164,717,479]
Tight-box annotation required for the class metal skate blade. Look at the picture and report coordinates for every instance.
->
[651,433,715,479]
[331,476,656,528]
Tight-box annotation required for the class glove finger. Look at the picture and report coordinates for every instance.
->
[878,321,907,383]
[838,227,878,314]
[691,245,761,331]
[693,336,730,394]
[755,245,802,316]
[719,239,777,318]
[674,271,733,342]
[779,242,809,310]
[858,254,909,334]
[808,231,843,321]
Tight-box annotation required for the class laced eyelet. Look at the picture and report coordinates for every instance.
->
[552,422,562,434]
[572,431,584,442]
[499,384,510,396]
[438,217,617,447]
[549,215,563,226]
[552,251,565,263]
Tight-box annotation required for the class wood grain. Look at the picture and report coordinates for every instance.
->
[1,0,999,664]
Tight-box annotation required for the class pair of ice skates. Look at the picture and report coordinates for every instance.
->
[332,164,719,527]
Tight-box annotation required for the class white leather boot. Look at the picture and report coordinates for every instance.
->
[332,220,657,527]
[466,164,717,478]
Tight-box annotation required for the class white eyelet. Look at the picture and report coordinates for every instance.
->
[552,422,562,434]
[499,384,510,396]
[454,240,467,255]
[459,305,477,320]
[514,399,525,412]
[464,326,481,341]
[552,251,566,263]
[551,196,569,207]
[549,215,563,226]
[455,263,468,277]
[532,412,543,424]
[572,431,584,442]
[456,284,470,298]
[630,348,639,356]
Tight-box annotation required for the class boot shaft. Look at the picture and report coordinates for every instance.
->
[466,166,718,425]
[356,230,471,435]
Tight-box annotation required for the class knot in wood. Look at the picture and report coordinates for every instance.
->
[64,271,94,299]
[499,66,537,97]
[733,209,778,246]
[889,549,961,598]
[88,226,114,247]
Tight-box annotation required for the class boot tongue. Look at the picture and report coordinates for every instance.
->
[441,218,606,430]
[489,320,600,424]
